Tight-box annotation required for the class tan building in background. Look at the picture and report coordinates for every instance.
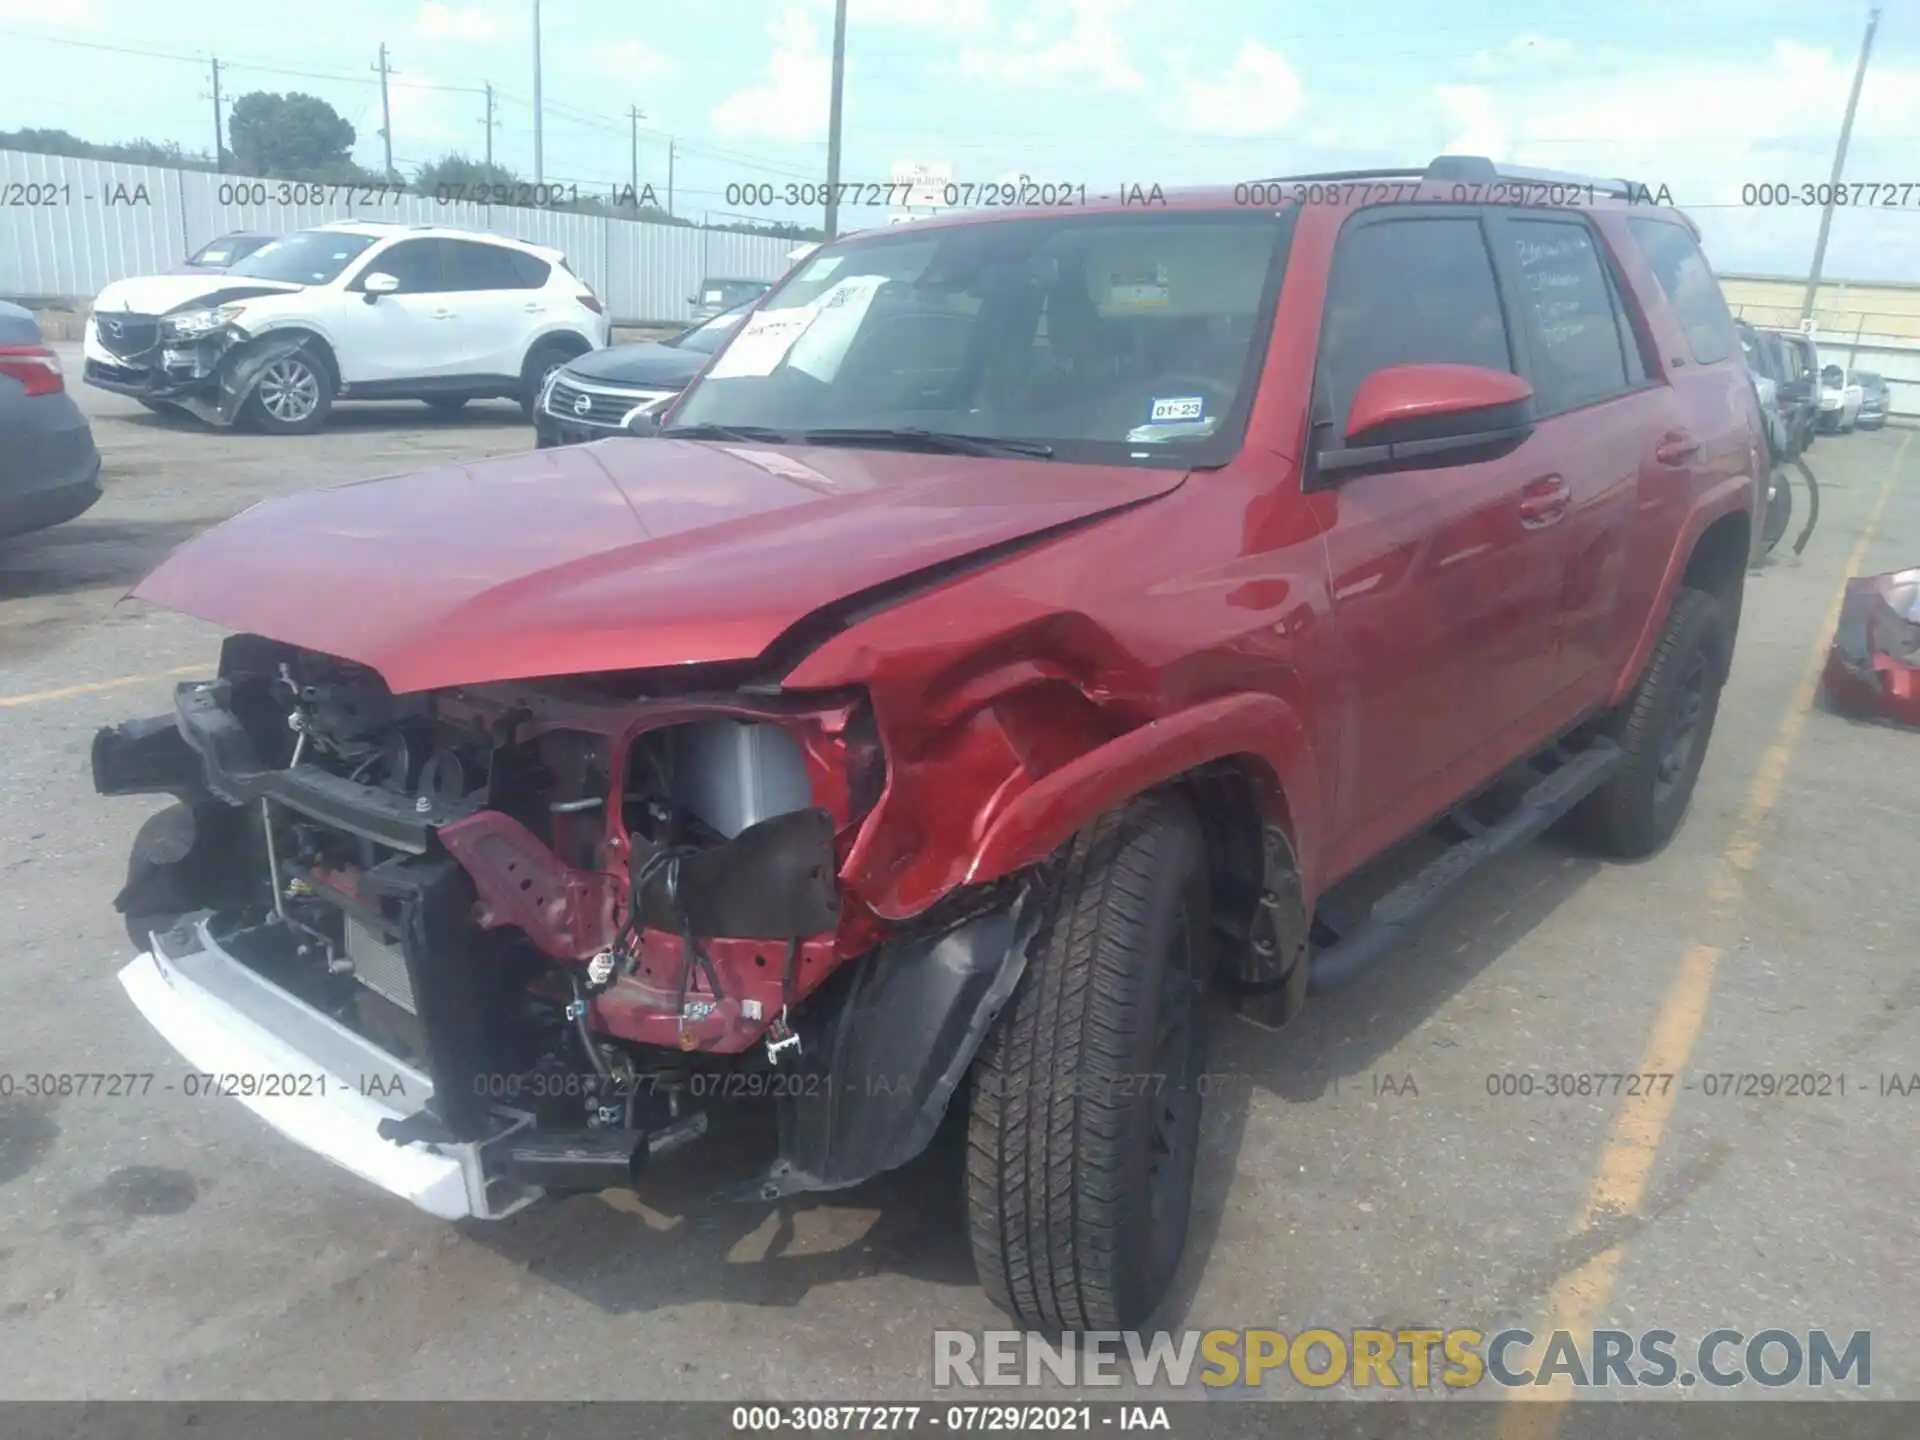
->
[1717,273,1920,419]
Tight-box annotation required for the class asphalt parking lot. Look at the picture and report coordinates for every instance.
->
[1,361,1917,1406]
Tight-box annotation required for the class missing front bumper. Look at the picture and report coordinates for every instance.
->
[120,916,542,1220]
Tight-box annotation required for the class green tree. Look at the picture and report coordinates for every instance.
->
[227,92,358,179]
[413,152,524,195]
[0,127,215,171]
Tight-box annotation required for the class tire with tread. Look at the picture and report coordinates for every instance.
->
[965,792,1212,1332]
[1568,587,1728,858]
[239,347,332,434]
[521,341,577,419]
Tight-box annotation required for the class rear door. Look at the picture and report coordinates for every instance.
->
[1484,209,1656,703]
[1313,208,1567,856]
[1608,216,1755,643]
[441,240,549,378]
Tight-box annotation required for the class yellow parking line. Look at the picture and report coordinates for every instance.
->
[1498,434,1907,1433]
[0,664,204,709]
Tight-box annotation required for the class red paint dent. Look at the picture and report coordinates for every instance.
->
[964,692,1320,895]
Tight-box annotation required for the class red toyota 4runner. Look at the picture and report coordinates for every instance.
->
[94,156,1763,1332]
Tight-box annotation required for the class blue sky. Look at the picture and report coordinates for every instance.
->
[3,0,1918,277]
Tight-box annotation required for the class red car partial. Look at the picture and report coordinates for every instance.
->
[94,155,1762,1332]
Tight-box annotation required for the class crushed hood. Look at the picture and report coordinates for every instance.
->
[133,440,1187,692]
[93,273,305,316]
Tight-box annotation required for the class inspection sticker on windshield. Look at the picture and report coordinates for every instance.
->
[704,307,819,379]
[1108,263,1170,311]
[1149,396,1206,424]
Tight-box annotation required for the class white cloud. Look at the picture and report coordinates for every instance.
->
[414,3,502,41]
[1467,34,1578,77]
[1175,40,1305,137]
[1433,84,1507,157]
[1400,38,1920,278]
[957,0,1141,92]
[386,73,466,152]
[711,8,832,143]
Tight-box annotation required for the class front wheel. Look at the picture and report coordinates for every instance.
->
[240,349,332,434]
[965,793,1212,1331]
[1566,588,1729,858]
[520,343,576,419]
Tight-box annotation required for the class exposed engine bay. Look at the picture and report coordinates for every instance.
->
[94,634,1037,1214]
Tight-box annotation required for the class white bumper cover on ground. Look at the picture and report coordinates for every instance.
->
[117,920,535,1220]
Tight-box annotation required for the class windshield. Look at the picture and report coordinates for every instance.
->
[671,211,1287,467]
[225,230,379,285]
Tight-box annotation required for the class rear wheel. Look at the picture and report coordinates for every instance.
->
[1567,588,1729,858]
[240,349,332,434]
[965,793,1212,1331]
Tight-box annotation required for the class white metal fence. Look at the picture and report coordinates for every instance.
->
[0,148,796,324]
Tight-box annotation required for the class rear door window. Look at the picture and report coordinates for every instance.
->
[1627,218,1739,366]
[445,240,544,291]
[1496,216,1634,414]
[1315,213,1514,438]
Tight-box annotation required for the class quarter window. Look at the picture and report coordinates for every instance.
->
[1628,218,1739,366]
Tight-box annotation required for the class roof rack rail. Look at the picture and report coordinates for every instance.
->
[1244,157,1651,201]
[1423,155,1646,199]
[1246,166,1428,185]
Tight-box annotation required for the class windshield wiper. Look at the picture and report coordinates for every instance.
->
[796,427,1055,459]
[659,422,793,443]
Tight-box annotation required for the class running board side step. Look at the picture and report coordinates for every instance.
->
[1305,738,1624,996]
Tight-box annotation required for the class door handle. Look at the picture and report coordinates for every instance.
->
[523,302,544,313]
[1518,475,1570,528]
[431,308,456,320]
[1655,433,1700,464]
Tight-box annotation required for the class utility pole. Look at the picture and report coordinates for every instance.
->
[667,139,675,217]
[629,104,641,207]
[209,57,225,171]
[483,81,495,170]
[1802,4,1881,321]
[823,0,847,237]
[532,0,544,186]
[373,43,395,179]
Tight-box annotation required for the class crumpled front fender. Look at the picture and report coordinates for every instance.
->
[174,332,310,428]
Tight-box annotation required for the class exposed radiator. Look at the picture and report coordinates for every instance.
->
[346,918,416,1014]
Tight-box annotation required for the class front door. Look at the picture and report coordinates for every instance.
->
[1311,209,1569,869]
[334,239,459,384]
